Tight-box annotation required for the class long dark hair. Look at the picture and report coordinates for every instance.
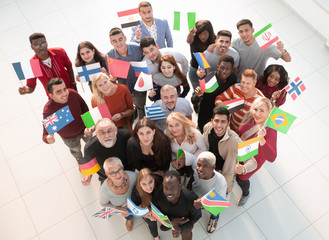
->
[262,64,289,88]
[191,20,216,51]
[132,117,170,168]
[75,41,106,68]
[136,168,160,208]
[158,55,188,85]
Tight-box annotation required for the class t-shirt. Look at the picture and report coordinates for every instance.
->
[204,47,240,71]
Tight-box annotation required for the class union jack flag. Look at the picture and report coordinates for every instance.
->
[42,113,58,128]
[284,77,306,100]
[42,105,74,135]
[93,207,123,219]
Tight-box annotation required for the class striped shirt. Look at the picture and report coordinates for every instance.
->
[215,84,264,132]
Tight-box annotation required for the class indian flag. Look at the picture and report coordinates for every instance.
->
[254,23,279,50]
[217,98,244,113]
[81,104,112,128]
[117,8,140,28]
[237,136,261,162]
[199,72,218,93]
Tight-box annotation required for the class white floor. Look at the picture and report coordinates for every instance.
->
[0,0,329,239]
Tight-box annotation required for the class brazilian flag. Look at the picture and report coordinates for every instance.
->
[265,107,297,134]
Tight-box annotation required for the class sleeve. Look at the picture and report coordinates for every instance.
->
[234,50,240,67]
[179,194,202,231]
[75,90,89,113]
[275,90,287,107]
[159,135,172,171]
[214,174,227,198]
[174,51,189,75]
[214,86,234,105]
[126,138,143,170]
[130,25,139,44]
[183,99,194,116]
[131,186,142,206]
[123,86,134,110]
[99,187,116,208]
[193,130,207,157]
[26,77,37,89]
[243,157,257,173]
[164,19,173,48]
[148,83,160,102]
[259,128,277,163]
[61,48,73,69]
[42,106,51,143]
[179,83,190,98]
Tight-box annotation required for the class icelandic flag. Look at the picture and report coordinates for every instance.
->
[130,61,149,77]
[42,105,74,135]
[78,155,101,176]
[117,8,140,28]
[284,77,306,101]
[193,52,210,69]
[254,23,279,50]
[81,103,112,128]
[93,207,123,219]
[145,106,166,121]
[12,59,42,80]
[134,72,153,92]
[238,136,261,162]
[150,202,173,228]
[199,72,219,93]
[76,62,101,83]
[127,197,149,217]
[201,188,232,216]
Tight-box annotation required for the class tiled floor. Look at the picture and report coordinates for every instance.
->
[0,0,328,239]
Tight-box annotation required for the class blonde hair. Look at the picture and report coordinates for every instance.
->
[240,97,273,140]
[91,72,110,105]
[166,112,196,144]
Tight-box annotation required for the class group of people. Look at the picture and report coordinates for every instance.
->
[18,1,293,239]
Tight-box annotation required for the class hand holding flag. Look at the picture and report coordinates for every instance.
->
[93,207,123,219]
[42,106,74,135]
[150,202,173,228]
[264,106,296,134]
[127,197,149,217]
[254,23,279,50]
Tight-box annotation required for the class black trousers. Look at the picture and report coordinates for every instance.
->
[236,176,250,196]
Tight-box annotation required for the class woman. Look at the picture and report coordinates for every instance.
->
[99,157,137,231]
[187,20,216,90]
[131,168,162,240]
[91,73,134,129]
[127,117,171,176]
[235,97,277,206]
[256,64,289,107]
[75,41,107,90]
[148,54,190,101]
[166,112,207,178]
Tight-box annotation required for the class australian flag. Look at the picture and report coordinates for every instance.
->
[42,105,74,135]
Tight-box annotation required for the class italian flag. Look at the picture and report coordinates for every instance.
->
[238,136,261,162]
[199,72,219,93]
[81,103,112,128]
[217,98,244,113]
[254,23,279,50]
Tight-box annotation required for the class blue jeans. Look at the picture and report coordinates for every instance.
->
[124,214,133,220]
[188,65,199,90]
[210,213,220,219]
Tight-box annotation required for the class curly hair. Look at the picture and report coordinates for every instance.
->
[262,64,289,89]
[166,112,197,144]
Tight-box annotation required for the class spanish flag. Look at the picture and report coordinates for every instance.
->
[78,155,101,176]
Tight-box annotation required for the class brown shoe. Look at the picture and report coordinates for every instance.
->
[125,219,133,231]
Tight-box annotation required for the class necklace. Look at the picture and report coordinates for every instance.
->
[110,177,127,190]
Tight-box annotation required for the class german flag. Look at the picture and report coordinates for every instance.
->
[78,155,101,176]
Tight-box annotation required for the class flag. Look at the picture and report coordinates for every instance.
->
[187,12,196,30]
[42,105,74,135]
[150,202,173,228]
[237,136,261,162]
[78,155,101,175]
[117,8,140,28]
[199,72,218,93]
[217,98,244,114]
[81,103,112,128]
[193,52,210,69]
[130,61,149,77]
[76,62,101,83]
[127,197,149,217]
[284,77,306,100]
[173,11,180,30]
[134,72,153,92]
[93,207,122,219]
[107,56,130,79]
[201,189,231,216]
[145,106,166,121]
[12,59,42,80]
[254,23,279,50]
[265,106,296,134]
[177,149,196,166]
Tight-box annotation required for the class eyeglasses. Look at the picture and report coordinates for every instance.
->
[32,43,47,49]
[98,128,115,136]
[107,168,123,177]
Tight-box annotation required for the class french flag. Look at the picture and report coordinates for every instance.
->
[12,59,42,80]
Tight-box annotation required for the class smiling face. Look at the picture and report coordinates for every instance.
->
[240,76,256,95]
[217,61,233,81]
[139,6,153,25]
[142,44,160,62]
[96,122,117,148]
[238,24,254,45]
[163,176,182,204]
[196,158,215,180]
[95,75,113,95]
[252,102,271,124]
[140,175,155,194]
[215,35,231,55]
[160,61,175,78]
[211,114,229,137]
[107,164,124,182]
[79,47,95,63]
[110,33,127,55]
[31,37,49,59]
[267,71,280,87]
[49,82,69,104]
[161,89,178,110]
[167,118,184,138]
[137,126,155,146]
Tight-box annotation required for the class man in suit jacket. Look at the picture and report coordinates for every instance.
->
[131,1,173,49]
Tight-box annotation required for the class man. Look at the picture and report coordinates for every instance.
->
[215,69,264,132]
[232,19,291,81]
[140,37,188,76]
[203,107,243,194]
[153,170,201,240]
[192,151,227,233]
[192,55,237,131]
[152,85,193,131]
[82,118,131,185]
[18,33,76,96]
[204,30,240,74]
[106,27,145,119]
[131,1,173,48]
[42,78,90,162]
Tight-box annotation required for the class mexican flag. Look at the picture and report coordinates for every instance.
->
[81,103,112,128]
[254,23,279,50]
[237,136,261,162]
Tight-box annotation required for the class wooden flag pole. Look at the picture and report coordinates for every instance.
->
[80,82,85,93]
